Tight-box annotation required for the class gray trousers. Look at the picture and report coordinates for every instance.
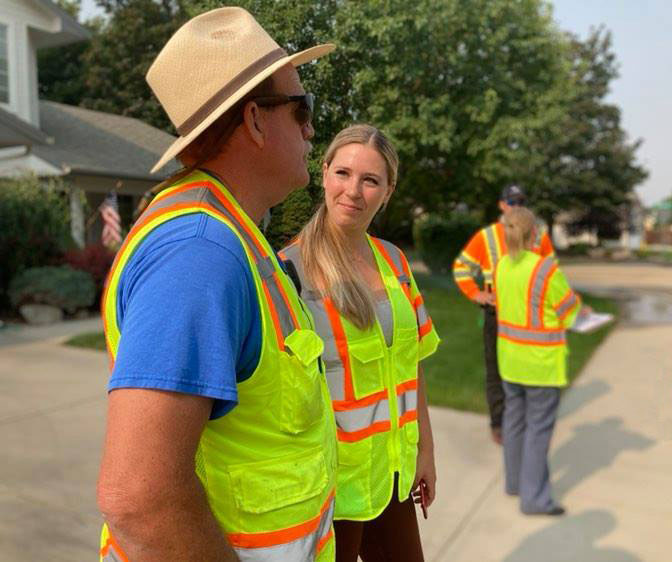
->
[502,381,560,513]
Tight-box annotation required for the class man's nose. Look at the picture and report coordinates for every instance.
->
[303,121,315,140]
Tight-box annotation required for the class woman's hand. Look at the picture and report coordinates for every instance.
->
[412,445,437,507]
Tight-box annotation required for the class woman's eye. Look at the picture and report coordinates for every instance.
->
[364,177,379,185]
[335,170,348,176]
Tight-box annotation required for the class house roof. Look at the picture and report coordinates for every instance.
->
[32,101,179,180]
[30,0,91,48]
[0,106,51,146]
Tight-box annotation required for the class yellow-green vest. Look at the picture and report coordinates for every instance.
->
[494,251,581,387]
[280,236,439,521]
[99,170,337,561]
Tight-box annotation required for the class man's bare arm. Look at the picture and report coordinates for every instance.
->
[97,388,238,561]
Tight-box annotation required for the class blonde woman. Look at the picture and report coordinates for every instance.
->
[494,207,589,516]
[280,124,440,561]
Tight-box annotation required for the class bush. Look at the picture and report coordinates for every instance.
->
[413,212,480,274]
[9,266,95,313]
[561,242,593,256]
[0,175,73,309]
[63,243,115,304]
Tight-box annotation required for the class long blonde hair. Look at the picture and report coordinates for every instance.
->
[502,207,536,260]
[299,124,399,330]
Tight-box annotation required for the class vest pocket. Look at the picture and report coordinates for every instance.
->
[230,447,328,514]
[280,329,325,434]
[393,327,419,385]
[349,336,385,399]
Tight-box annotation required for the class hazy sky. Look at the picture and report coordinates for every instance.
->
[551,1,671,205]
[79,0,670,205]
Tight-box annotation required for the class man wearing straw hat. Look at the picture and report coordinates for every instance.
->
[97,8,337,561]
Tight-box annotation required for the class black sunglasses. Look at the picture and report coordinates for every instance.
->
[252,93,314,126]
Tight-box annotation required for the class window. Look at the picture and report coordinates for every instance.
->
[0,23,8,104]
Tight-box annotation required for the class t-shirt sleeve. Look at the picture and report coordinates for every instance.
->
[109,234,260,419]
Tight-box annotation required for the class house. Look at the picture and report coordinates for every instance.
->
[0,0,177,246]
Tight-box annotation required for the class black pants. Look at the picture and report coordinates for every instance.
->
[483,305,504,428]
[333,475,424,562]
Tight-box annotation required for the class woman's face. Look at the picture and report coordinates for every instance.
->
[322,142,394,233]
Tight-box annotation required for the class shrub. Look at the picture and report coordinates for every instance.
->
[9,266,95,313]
[0,175,73,309]
[561,242,593,256]
[63,243,115,304]
[413,212,480,274]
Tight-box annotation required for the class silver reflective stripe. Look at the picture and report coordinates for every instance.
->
[498,323,565,344]
[483,272,493,282]
[335,398,390,433]
[397,388,418,416]
[234,496,334,562]
[280,244,347,402]
[529,258,556,328]
[415,299,430,332]
[146,182,298,340]
[485,226,499,269]
[556,292,578,318]
[101,551,122,562]
[456,251,480,271]
[453,270,473,280]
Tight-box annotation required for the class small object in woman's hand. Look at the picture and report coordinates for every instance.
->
[412,479,429,519]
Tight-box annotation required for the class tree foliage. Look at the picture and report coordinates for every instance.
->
[37,0,647,244]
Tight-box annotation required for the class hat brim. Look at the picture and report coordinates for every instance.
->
[150,43,336,174]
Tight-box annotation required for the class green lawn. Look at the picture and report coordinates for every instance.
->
[415,272,619,413]
[65,331,106,351]
[65,273,618,415]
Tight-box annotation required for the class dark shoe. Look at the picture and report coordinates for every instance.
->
[523,505,566,516]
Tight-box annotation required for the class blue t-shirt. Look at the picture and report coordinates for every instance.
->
[109,212,262,419]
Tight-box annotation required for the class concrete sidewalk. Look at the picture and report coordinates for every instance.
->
[420,323,671,562]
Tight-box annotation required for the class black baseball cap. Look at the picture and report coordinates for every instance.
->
[500,185,526,205]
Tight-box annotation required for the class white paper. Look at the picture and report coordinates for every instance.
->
[570,312,614,334]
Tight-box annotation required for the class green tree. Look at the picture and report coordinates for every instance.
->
[517,27,647,237]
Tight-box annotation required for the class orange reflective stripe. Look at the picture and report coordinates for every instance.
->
[418,317,433,339]
[396,379,418,395]
[526,257,545,327]
[316,527,334,554]
[337,420,391,442]
[100,534,130,562]
[323,297,355,401]
[332,389,388,411]
[537,263,557,327]
[227,492,335,549]
[159,180,269,257]
[262,280,285,350]
[398,410,418,428]
[371,238,413,304]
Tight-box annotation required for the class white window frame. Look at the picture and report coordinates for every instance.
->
[0,17,13,109]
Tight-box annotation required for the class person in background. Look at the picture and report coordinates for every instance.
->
[494,206,589,516]
[96,8,338,561]
[280,124,440,562]
[452,185,555,444]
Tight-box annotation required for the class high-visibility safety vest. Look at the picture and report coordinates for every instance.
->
[280,237,440,521]
[494,250,581,387]
[99,170,338,562]
[453,221,554,299]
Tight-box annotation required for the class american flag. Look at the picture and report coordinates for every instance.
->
[100,191,122,248]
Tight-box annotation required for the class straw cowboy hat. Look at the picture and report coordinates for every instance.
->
[146,7,335,173]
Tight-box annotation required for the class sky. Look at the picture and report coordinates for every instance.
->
[79,0,671,206]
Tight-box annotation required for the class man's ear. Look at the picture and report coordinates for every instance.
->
[242,102,265,149]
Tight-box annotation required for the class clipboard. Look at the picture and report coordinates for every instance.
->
[570,312,614,334]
